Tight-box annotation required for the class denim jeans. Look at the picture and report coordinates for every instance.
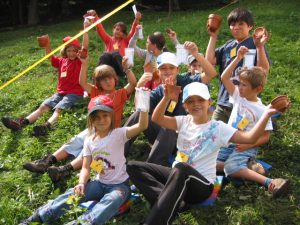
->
[217,144,258,176]
[38,179,130,225]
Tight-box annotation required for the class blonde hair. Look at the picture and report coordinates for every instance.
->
[60,44,80,58]
[93,65,118,91]
[239,66,267,88]
[87,110,115,135]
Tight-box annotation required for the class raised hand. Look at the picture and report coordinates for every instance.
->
[184,41,199,56]
[237,46,249,60]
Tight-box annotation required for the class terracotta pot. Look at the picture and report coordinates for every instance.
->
[253,27,265,39]
[271,95,290,112]
[37,34,49,48]
[79,48,88,59]
[207,14,222,32]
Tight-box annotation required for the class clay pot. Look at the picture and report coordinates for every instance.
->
[207,14,222,32]
[166,84,182,101]
[79,48,88,59]
[253,27,265,39]
[37,34,49,48]
[271,95,290,112]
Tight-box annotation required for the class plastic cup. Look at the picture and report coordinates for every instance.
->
[125,48,134,67]
[176,44,188,65]
[138,26,144,39]
[79,48,88,59]
[37,34,49,48]
[135,88,151,112]
[243,49,256,68]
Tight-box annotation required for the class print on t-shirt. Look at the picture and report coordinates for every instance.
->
[90,150,115,175]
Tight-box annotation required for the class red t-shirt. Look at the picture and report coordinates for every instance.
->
[51,56,84,96]
[96,20,138,56]
[90,85,128,128]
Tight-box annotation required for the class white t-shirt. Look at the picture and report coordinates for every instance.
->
[175,115,237,183]
[228,87,273,131]
[82,127,129,184]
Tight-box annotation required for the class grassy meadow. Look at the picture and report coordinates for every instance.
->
[0,0,299,224]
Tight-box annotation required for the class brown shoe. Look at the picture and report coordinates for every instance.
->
[2,117,26,131]
[268,178,290,198]
[23,154,54,173]
[247,158,268,176]
[47,164,73,183]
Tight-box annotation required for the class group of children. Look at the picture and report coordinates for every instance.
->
[0,6,289,225]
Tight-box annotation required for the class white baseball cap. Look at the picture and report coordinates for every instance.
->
[156,52,178,68]
[182,82,210,103]
[187,55,196,65]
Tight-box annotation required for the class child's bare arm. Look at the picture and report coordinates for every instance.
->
[79,57,93,94]
[152,80,178,130]
[126,111,149,139]
[184,41,217,84]
[123,57,137,96]
[221,46,248,96]
[74,155,92,196]
[205,30,219,66]
[166,28,180,46]
[235,131,270,152]
[254,30,270,75]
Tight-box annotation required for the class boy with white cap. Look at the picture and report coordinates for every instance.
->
[124,41,217,166]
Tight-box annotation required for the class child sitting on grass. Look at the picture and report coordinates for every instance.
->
[129,25,167,89]
[19,95,149,225]
[2,35,86,136]
[85,9,142,77]
[216,46,289,198]
[127,81,285,225]
[23,30,137,182]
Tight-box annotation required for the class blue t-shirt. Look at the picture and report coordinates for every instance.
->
[215,37,270,108]
[150,74,202,116]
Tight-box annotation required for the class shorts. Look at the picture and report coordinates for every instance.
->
[217,144,258,176]
[212,105,232,123]
[43,93,83,110]
[62,129,88,157]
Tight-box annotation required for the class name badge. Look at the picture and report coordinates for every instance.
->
[230,47,237,58]
[167,100,177,113]
[113,43,119,50]
[237,117,249,130]
[61,71,67,78]
[176,151,189,163]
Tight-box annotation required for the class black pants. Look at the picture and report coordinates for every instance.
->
[98,52,125,77]
[127,161,214,225]
[124,111,177,166]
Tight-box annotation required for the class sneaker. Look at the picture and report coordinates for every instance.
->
[33,123,50,136]
[47,165,72,183]
[23,154,53,173]
[247,158,268,176]
[2,116,26,131]
[268,178,290,198]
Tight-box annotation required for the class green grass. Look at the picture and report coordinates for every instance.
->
[0,0,300,224]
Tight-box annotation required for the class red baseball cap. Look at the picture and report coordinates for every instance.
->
[88,96,114,115]
[63,36,81,48]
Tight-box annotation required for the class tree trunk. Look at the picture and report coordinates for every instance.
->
[27,0,39,25]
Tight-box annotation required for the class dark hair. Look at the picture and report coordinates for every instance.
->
[239,66,267,88]
[93,65,118,90]
[113,22,127,35]
[227,8,254,26]
[148,32,166,51]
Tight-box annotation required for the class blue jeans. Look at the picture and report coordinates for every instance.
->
[217,144,258,176]
[38,180,130,225]
[43,93,83,110]
[63,129,88,157]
